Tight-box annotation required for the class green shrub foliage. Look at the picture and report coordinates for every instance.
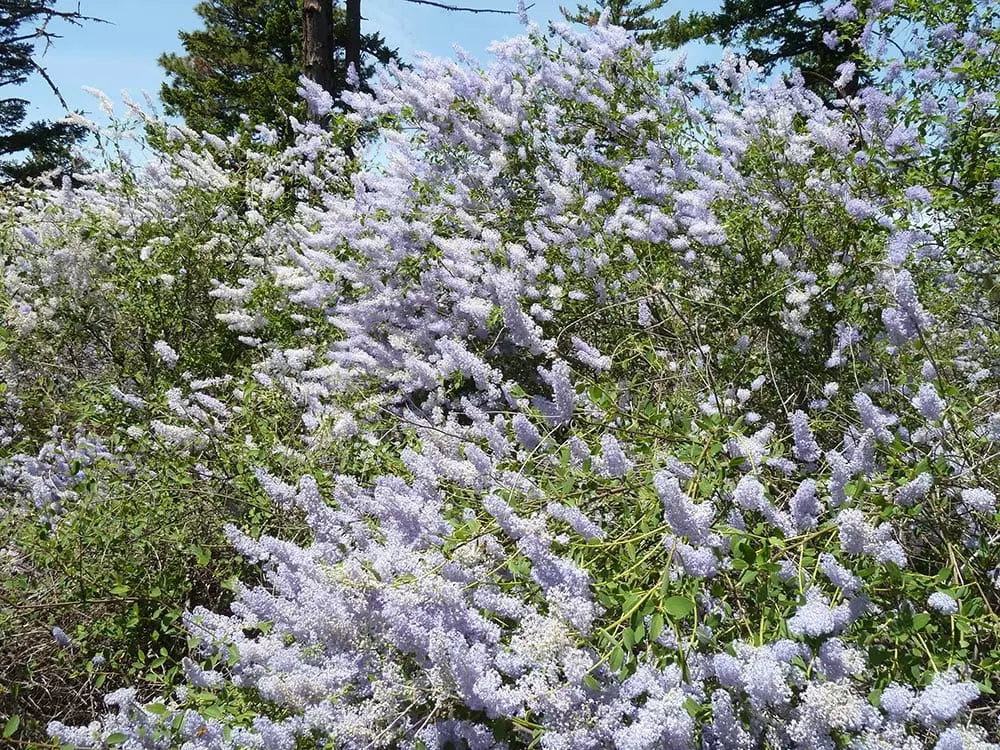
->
[2,1,999,747]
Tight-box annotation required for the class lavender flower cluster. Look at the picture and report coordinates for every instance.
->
[0,430,113,526]
[13,0,1000,747]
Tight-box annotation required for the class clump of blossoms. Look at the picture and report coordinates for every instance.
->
[25,1,1000,748]
[0,430,114,526]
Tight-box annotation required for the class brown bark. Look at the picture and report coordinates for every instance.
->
[302,0,335,121]
[345,0,362,91]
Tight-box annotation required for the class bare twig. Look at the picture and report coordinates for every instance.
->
[401,0,534,14]
[6,597,141,610]
[27,59,70,111]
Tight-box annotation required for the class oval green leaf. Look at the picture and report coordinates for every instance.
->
[3,715,20,738]
[663,596,694,619]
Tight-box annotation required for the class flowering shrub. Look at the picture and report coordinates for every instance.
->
[0,103,344,738]
[2,0,1000,747]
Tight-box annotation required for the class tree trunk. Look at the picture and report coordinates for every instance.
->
[302,0,335,121]
[345,0,362,90]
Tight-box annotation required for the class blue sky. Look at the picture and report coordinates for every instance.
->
[19,0,720,127]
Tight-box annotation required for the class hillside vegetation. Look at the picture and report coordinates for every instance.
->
[2,1,1000,747]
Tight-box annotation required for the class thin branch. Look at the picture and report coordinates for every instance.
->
[401,0,534,14]
[3,5,104,27]
[28,58,70,111]
[6,597,141,610]
[7,30,61,43]
[4,8,108,49]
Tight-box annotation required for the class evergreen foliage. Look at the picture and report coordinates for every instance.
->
[0,0,88,183]
[563,0,859,99]
[665,0,861,97]
[158,0,400,142]
[560,0,675,46]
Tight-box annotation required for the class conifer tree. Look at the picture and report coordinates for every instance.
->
[562,0,859,99]
[0,0,91,183]
[159,0,400,142]
[560,0,676,47]
[667,0,860,98]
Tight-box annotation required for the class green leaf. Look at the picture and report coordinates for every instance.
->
[109,584,130,596]
[189,545,212,566]
[633,621,646,643]
[649,613,664,640]
[146,703,169,716]
[683,696,702,718]
[202,704,225,719]
[608,645,625,673]
[3,716,20,738]
[663,596,694,619]
[911,613,931,631]
[107,733,128,745]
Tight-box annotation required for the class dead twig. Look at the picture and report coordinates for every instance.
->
[401,0,534,14]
